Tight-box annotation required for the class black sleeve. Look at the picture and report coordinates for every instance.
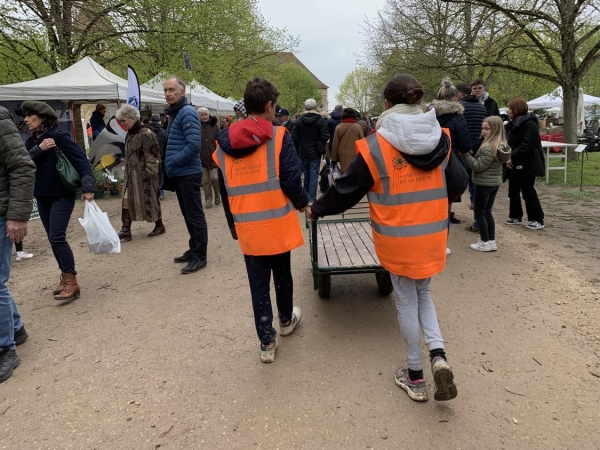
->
[217,169,237,239]
[320,117,330,143]
[279,133,309,208]
[310,153,374,218]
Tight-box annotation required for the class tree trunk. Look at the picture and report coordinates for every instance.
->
[72,104,86,151]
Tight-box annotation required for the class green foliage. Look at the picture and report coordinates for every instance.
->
[337,67,383,115]
[0,0,297,101]
[270,64,321,114]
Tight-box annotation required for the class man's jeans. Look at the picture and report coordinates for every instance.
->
[0,217,23,350]
[301,158,320,201]
[174,173,208,261]
[244,251,294,345]
[36,195,77,274]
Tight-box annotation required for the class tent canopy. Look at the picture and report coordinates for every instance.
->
[527,86,600,109]
[144,75,235,115]
[0,57,166,106]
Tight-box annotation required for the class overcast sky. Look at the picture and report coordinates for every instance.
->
[255,0,381,110]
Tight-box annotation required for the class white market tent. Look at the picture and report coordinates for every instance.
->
[144,75,235,115]
[0,56,166,106]
[527,86,600,109]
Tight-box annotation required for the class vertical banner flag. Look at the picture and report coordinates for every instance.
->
[127,65,141,109]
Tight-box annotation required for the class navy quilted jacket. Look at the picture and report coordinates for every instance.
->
[165,103,202,177]
[459,95,488,146]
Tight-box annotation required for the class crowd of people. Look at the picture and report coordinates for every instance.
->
[1,72,547,407]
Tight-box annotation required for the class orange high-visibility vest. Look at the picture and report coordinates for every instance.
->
[212,126,304,256]
[355,130,451,279]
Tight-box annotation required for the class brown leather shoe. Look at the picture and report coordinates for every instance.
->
[54,273,80,301]
[118,208,132,241]
[148,220,165,237]
[52,273,66,295]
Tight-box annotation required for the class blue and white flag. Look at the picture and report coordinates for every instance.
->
[127,66,141,109]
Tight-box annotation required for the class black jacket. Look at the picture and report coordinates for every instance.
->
[427,100,472,155]
[484,95,501,117]
[148,122,167,159]
[459,95,488,148]
[505,113,545,180]
[326,110,342,143]
[291,112,329,160]
[27,126,94,196]
[216,126,309,236]
[90,110,106,140]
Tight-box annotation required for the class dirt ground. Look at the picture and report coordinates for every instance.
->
[1,182,600,449]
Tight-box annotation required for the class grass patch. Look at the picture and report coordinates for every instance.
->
[558,189,600,200]
[546,151,600,186]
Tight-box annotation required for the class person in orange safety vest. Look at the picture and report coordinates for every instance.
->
[213,77,309,364]
[308,74,458,403]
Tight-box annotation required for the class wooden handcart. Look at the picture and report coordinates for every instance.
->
[307,200,393,298]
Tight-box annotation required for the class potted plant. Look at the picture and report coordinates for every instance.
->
[93,171,107,199]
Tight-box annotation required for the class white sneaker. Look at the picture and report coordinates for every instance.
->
[489,240,497,251]
[470,240,492,252]
[280,306,301,336]
[446,248,452,256]
[16,251,34,261]
[526,221,545,230]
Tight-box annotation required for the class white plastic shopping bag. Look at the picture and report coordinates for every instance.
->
[78,201,121,254]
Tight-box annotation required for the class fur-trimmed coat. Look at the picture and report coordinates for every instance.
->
[426,100,472,154]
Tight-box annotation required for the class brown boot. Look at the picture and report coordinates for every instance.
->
[54,273,80,301]
[52,272,66,295]
[148,220,166,237]
[118,208,132,241]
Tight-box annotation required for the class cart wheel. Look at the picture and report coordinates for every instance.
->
[318,274,331,298]
[376,271,393,296]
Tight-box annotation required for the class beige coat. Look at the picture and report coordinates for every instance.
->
[331,122,364,172]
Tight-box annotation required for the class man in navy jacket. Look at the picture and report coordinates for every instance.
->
[163,76,208,274]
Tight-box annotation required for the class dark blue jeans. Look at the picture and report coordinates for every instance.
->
[474,185,499,242]
[0,217,23,350]
[301,158,320,201]
[36,195,77,274]
[174,173,208,261]
[244,251,294,345]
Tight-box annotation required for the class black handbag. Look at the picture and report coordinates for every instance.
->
[446,151,468,203]
[54,148,81,191]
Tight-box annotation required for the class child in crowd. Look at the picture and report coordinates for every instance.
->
[461,116,511,252]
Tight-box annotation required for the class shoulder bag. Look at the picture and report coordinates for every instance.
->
[55,148,81,191]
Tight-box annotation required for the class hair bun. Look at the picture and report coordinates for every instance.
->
[442,77,453,88]
[405,86,425,105]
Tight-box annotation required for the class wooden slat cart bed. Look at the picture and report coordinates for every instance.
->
[307,200,393,298]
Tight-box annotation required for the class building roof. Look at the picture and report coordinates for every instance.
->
[277,52,329,90]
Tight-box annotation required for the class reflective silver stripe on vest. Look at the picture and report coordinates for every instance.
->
[232,201,295,223]
[371,219,448,238]
[216,127,280,196]
[365,134,448,206]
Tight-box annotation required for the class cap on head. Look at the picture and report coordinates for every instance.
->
[21,101,58,120]
[278,108,289,116]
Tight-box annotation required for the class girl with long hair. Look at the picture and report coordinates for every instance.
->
[461,116,511,251]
